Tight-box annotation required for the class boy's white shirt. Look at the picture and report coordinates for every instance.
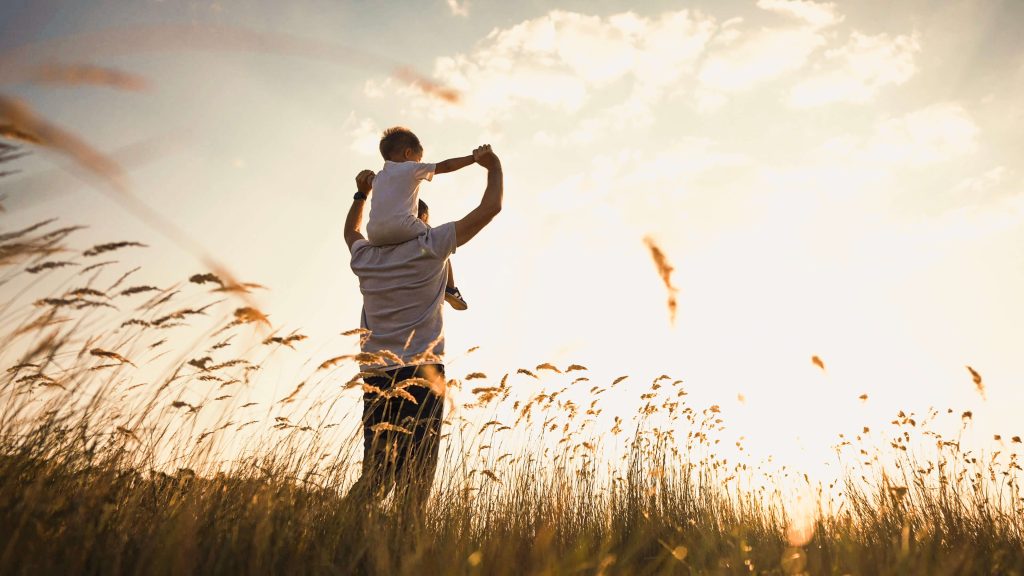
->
[368,160,436,241]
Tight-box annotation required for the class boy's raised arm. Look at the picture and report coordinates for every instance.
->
[434,154,475,175]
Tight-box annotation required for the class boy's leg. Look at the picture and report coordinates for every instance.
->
[368,216,430,246]
[443,260,468,310]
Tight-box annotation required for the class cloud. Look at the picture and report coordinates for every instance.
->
[733,103,982,238]
[696,27,828,92]
[363,1,928,133]
[617,11,716,91]
[538,139,751,231]
[343,113,380,157]
[788,31,920,107]
[694,0,841,109]
[806,104,977,171]
[756,0,843,29]
[378,9,717,126]
[447,0,469,18]
[863,103,978,166]
[951,166,1011,201]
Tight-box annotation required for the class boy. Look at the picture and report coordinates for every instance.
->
[364,126,475,310]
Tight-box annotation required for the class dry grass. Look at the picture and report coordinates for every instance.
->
[1,203,1022,575]
[643,236,679,325]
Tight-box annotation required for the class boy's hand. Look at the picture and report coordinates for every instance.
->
[472,144,491,163]
[355,169,374,194]
[473,144,498,170]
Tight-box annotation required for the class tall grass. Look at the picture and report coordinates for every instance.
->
[2,191,1023,574]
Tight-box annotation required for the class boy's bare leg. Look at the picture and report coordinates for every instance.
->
[444,261,468,310]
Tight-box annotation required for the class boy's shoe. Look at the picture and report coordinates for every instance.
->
[445,286,468,310]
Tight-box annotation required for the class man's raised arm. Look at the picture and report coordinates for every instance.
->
[344,169,374,250]
[454,145,502,248]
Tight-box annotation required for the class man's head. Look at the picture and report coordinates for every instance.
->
[417,199,429,224]
[380,126,423,162]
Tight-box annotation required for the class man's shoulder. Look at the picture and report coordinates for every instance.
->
[348,238,372,264]
[349,237,370,252]
[420,222,457,257]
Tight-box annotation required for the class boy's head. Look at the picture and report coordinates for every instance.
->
[380,126,423,162]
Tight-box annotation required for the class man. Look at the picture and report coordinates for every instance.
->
[342,144,502,516]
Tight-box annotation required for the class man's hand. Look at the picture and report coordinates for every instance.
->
[355,169,375,194]
[473,144,499,170]
[346,170,374,250]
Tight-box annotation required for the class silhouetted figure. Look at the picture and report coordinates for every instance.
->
[341,144,503,519]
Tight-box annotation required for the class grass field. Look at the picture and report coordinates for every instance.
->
[2,196,1023,576]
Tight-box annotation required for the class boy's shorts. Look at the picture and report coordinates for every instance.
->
[366,215,429,247]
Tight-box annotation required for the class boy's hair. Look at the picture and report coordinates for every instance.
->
[417,200,429,219]
[380,126,422,160]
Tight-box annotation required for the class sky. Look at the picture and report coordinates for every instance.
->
[2,0,1023,475]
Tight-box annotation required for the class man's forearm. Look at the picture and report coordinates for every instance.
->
[346,169,374,248]
[452,148,501,248]
[343,198,366,249]
[345,198,366,237]
[434,155,475,175]
[480,163,503,216]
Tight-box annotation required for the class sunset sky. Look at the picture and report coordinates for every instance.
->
[2,0,1023,471]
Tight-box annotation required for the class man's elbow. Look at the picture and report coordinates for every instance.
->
[344,228,362,247]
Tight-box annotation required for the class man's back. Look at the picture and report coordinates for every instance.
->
[349,221,457,369]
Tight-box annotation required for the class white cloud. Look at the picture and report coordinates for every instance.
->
[743,103,981,226]
[865,103,978,166]
[952,166,1009,197]
[694,0,841,107]
[756,0,842,29]
[387,9,717,126]
[693,87,729,113]
[363,77,389,99]
[626,11,716,91]
[697,27,827,92]
[365,1,929,135]
[447,0,469,18]
[558,11,718,139]
[538,139,751,228]
[788,31,920,107]
[343,113,380,157]
[809,104,977,169]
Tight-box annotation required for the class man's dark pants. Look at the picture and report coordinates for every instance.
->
[344,364,445,516]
